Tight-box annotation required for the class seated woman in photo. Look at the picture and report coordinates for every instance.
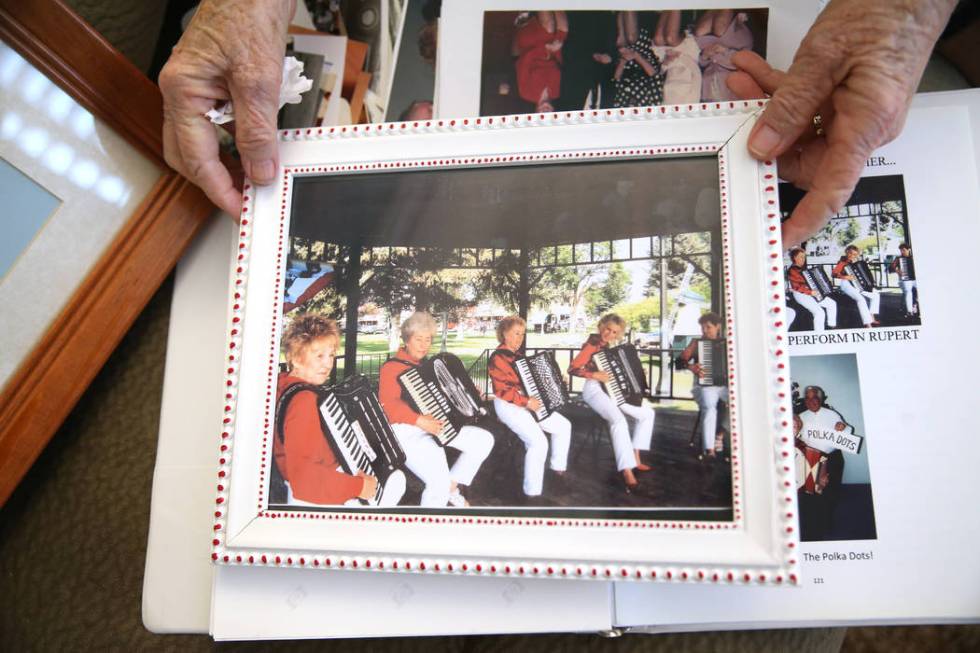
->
[378,311,494,508]
[786,247,838,332]
[274,314,386,506]
[889,242,918,318]
[568,313,655,492]
[488,316,571,502]
[832,245,880,328]
[675,312,728,459]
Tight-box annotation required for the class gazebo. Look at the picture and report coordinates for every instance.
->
[289,154,724,398]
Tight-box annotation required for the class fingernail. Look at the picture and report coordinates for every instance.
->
[250,159,276,183]
[749,124,781,158]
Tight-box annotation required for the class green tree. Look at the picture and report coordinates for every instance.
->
[585,261,630,317]
[611,297,661,332]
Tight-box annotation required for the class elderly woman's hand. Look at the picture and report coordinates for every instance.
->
[726,0,955,246]
[158,0,295,215]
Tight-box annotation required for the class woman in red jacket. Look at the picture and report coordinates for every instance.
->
[569,313,655,492]
[488,316,570,502]
[274,314,390,506]
[377,311,494,508]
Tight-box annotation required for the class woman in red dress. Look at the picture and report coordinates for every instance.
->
[513,11,568,112]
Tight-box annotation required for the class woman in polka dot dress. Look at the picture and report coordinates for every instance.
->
[611,11,664,108]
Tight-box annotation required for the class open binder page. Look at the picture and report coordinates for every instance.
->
[615,93,980,630]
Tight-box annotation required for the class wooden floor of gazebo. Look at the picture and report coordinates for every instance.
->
[400,404,734,513]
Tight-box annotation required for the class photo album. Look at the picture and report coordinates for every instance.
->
[139,0,978,639]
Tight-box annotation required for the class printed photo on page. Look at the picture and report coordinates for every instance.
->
[479,8,768,116]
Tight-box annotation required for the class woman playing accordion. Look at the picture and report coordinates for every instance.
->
[787,247,838,332]
[488,316,571,502]
[568,313,655,492]
[378,311,494,508]
[675,312,729,459]
[832,245,880,328]
[274,314,385,506]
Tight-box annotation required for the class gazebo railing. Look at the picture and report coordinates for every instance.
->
[331,352,390,387]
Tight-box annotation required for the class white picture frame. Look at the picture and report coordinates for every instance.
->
[213,102,799,585]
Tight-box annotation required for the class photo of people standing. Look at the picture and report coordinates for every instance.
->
[271,155,734,518]
[781,175,922,332]
[480,8,768,116]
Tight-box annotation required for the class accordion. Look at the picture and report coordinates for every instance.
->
[794,441,828,495]
[696,339,727,386]
[594,343,648,407]
[843,260,875,292]
[801,266,834,301]
[398,352,488,447]
[515,351,570,421]
[897,256,915,281]
[318,375,407,507]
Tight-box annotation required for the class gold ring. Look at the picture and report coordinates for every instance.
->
[813,113,825,137]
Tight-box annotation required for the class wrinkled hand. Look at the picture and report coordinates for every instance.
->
[158,0,296,216]
[726,0,955,246]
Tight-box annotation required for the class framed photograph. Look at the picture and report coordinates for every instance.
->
[0,1,213,505]
[435,0,820,118]
[214,102,799,583]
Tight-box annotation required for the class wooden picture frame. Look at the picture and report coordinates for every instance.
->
[213,103,799,585]
[0,0,215,505]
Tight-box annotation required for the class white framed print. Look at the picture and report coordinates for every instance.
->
[212,101,799,585]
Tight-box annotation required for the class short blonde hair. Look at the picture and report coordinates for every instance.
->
[598,313,627,331]
[496,315,526,344]
[282,313,340,363]
[401,311,437,342]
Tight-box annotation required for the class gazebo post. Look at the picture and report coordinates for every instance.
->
[343,242,363,378]
[518,248,530,320]
[711,226,723,315]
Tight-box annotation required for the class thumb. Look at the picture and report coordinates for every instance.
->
[228,60,282,184]
[747,47,840,160]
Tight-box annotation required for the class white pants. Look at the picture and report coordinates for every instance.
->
[581,379,655,471]
[391,423,494,507]
[839,280,880,325]
[792,291,837,331]
[691,385,728,451]
[900,279,918,314]
[285,472,406,508]
[493,398,571,496]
